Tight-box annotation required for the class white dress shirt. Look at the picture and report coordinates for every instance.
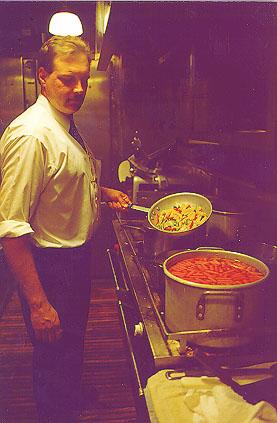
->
[0,94,101,248]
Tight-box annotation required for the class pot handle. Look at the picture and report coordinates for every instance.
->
[196,290,244,322]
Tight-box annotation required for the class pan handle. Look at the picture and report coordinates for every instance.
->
[128,204,150,213]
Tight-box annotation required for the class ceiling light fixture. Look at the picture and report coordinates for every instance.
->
[48,12,83,36]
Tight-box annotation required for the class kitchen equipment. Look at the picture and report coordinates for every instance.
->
[109,217,277,409]
[0,57,37,136]
[163,248,270,348]
[118,133,188,203]
[244,241,277,267]
[123,212,209,258]
[165,362,277,379]
[129,192,212,236]
[205,197,253,245]
[123,223,183,258]
[121,220,197,259]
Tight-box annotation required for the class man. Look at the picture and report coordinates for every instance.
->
[0,35,131,422]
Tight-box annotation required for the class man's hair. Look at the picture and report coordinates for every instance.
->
[38,35,91,72]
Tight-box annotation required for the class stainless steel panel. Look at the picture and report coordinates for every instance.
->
[0,57,38,136]
[0,58,24,135]
[21,57,38,110]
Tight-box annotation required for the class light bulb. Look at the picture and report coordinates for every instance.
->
[49,12,83,36]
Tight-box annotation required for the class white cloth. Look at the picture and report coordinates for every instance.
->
[145,370,277,423]
[183,380,277,423]
[0,94,101,248]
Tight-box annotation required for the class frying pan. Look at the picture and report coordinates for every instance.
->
[129,192,212,237]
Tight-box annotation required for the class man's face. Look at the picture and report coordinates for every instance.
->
[38,52,90,115]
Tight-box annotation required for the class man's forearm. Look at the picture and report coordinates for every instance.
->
[1,235,48,308]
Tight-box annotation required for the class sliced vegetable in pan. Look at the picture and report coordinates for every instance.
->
[153,203,208,232]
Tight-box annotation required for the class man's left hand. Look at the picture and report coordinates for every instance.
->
[101,187,132,211]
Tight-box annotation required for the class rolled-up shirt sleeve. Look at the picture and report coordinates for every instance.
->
[0,134,46,239]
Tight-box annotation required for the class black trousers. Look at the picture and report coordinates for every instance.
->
[19,244,92,423]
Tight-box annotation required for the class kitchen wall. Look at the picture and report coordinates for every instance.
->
[1,2,276,181]
[102,2,277,161]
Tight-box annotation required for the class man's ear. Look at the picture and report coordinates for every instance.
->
[38,67,48,86]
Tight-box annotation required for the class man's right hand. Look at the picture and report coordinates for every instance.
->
[1,236,64,344]
[30,301,63,343]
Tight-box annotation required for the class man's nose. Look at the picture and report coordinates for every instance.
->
[73,80,83,94]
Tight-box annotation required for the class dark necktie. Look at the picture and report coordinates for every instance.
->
[69,118,86,150]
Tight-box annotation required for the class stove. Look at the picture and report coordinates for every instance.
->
[108,214,277,411]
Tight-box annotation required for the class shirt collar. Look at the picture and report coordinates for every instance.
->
[36,94,71,131]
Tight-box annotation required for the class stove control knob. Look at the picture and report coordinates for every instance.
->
[134,322,144,337]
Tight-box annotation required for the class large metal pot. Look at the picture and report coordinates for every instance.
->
[123,220,208,259]
[205,197,253,245]
[121,221,200,258]
[163,248,270,348]
[243,241,277,268]
[142,224,207,258]
[139,225,179,258]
